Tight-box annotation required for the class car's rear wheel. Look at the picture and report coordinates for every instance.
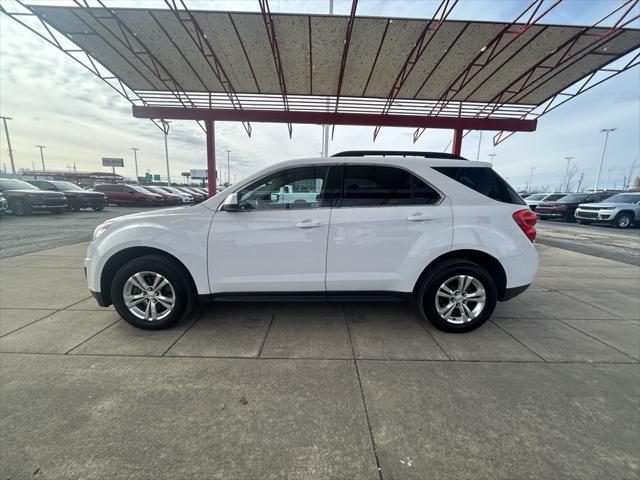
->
[613,212,633,229]
[111,255,194,330]
[417,260,497,333]
[10,199,31,216]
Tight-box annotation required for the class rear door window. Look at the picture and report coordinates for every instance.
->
[339,165,440,207]
[433,167,524,205]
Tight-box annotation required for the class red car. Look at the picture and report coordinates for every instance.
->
[93,184,164,206]
[144,185,182,205]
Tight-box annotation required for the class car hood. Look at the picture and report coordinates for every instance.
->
[4,189,65,196]
[578,202,631,208]
[106,204,203,224]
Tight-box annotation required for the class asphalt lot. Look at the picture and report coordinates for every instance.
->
[536,219,640,266]
[0,242,638,479]
[0,206,155,258]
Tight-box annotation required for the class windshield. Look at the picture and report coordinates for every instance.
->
[161,187,183,195]
[145,186,162,194]
[543,194,566,201]
[527,194,547,200]
[50,181,83,191]
[557,194,589,202]
[605,193,640,204]
[0,179,39,190]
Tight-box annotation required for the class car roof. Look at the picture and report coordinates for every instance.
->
[266,156,491,169]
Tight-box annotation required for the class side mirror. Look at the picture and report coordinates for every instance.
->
[220,192,240,211]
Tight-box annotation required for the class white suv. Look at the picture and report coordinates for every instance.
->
[86,151,538,333]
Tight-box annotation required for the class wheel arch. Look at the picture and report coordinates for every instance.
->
[616,209,636,220]
[99,246,198,306]
[413,249,507,300]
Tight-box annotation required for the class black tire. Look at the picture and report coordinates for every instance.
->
[576,220,591,225]
[92,206,105,211]
[135,197,146,206]
[111,255,194,330]
[613,212,633,229]
[10,199,31,216]
[49,209,64,214]
[416,259,497,333]
[564,211,576,223]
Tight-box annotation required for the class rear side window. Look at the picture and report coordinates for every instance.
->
[340,165,440,207]
[433,167,524,205]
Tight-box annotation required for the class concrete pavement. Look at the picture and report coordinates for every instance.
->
[0,242,638,479]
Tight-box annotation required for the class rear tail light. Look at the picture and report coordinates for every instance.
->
[513,209,537,242]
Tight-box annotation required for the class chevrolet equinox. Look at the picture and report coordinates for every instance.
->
[86,151,538,333]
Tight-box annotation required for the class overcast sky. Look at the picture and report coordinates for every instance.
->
[1,0,638,191]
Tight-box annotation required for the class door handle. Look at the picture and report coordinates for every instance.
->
[296,220,323,228]
[407,213,434,221]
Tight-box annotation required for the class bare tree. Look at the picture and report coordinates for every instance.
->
[623,159,638,190]
[564,164,580,192]
[632,176,640,190]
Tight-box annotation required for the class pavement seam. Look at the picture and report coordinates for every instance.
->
[0,309,62,339]
[65,318,121,355]
[489,320,547,362]
[413,311,452,360]
[1,350,637,364]
[557,289,629,320]
[256,314,276,358]
[160,312,203,356]
[556,318,639,362]
[344,303,384,480]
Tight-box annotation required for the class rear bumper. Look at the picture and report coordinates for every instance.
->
[91,290,110,307]
[500,284,530,301]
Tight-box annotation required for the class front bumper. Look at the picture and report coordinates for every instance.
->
[575,210,614,221]
[79,196,107,208]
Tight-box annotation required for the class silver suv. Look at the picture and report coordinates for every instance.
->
[575,192,640,228]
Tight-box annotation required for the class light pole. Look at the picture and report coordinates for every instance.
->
[527,166,536,193]
[36,145,46,171]
[225,149,231,186]
[131,147,140,183]
[488,153,496,166]
[0,116,16,174]
[476,131,483,161]
[563,156,574,191]
[161,120,171,186]
[606,168,613,190]
[594,128,616,192]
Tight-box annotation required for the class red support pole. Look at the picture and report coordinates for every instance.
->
[452,128,463,155]
[206,120,216,197]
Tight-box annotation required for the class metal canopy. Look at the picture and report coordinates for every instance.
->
[26,5,639,108]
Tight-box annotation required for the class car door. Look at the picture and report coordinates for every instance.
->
[326,164,453,293]
[208,165,334,293]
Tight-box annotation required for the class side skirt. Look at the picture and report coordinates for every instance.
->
[199,291,412,304]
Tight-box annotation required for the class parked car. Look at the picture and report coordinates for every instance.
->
[191,187,209,196]
[93,184,164,206]
[156,186,194,204]
[0,178,67,215]
[85,151,538,333]
[535,192,615,222]
[26,179,107,211]
[525,192,569,212]
[176,186,206,202]
[574,192,640,228]
[0,193,7,217]
[143,185,182,206]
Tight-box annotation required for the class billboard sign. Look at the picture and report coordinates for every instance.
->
[153,174,161,181]
[102,157,124,167]
[190,169,208,179]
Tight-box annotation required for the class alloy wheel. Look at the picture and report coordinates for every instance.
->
[617,215,631,228]
[123,271,176,321]
[435,275,486,324]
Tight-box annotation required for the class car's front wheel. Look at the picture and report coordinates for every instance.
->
[10,199,31,216]
[111,255,194,330]
[417,260,497,333]
[613,212,633,229]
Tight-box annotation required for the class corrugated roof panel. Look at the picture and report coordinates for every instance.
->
[363,18,427,98]
[26,5,640,109]
[310,15,347,96]
[336,17,389,97]
[227,12,281,93]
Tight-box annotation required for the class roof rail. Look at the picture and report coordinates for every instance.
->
[331,150,467,160]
